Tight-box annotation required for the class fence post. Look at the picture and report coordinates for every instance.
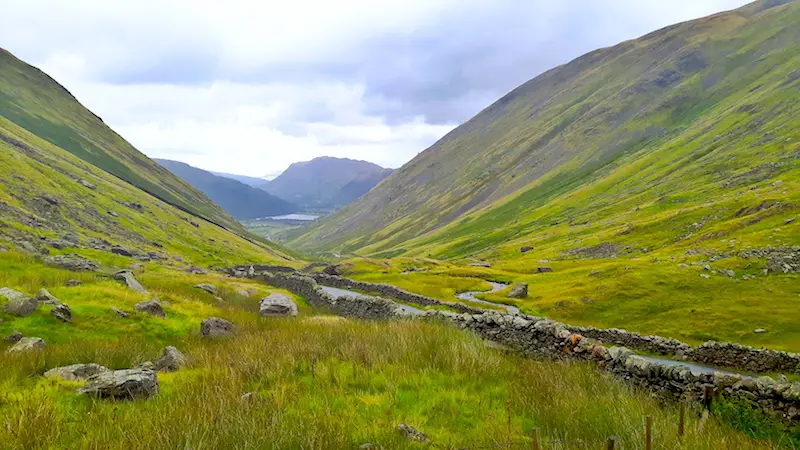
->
[607,436,617,450]
[704,386,714,411]
[645,415,653,450]
[532,428,541,450]
[678,401,685,438]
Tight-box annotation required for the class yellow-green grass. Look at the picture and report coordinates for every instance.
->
[339,256,800,353]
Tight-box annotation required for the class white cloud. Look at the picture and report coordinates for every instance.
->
[0,0,751,176]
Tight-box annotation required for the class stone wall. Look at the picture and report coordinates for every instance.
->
[565,325,693,357]
[691,341,800,374]
[310,273,485,314]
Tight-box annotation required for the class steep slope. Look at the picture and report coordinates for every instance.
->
[262,157,392,209]
[291,0,799,258]
[156,159,297,219]
[0,116,296,266]
[0,48,243,232]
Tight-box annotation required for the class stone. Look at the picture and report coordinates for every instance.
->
[536,267,553,273]
[107,210,119,217]
[66,279,82,287]
[155,346,187,372]
[111,245,134,257]
[520,246,534,253]
[44,254,99,271]
[7,337,46,353]
[201,317,234,338]
[507,283,528,299]
[187,266,208,275]
[194,283,218,295]
[51,303,72,322]
[1,288,38,317]
[396,424,428,443]
[15,240,39,254]
[48,239,74,250]
[114,270,146,293]
[36,288,61,305]
[721,269,735,278]
[259,293,298,317]
[700,273,710,279]
[136,361,155,371]
[77,179,95,190]
[129,263,144,271]
[44,363,108,381]
[134,299,165,318]
[78,368,159,399]
[754,328,768,334]
[4,330,23,344]
[236,289,253,298]
[468,262,491,268]
[240,392,257,403]
[111,307,128,318]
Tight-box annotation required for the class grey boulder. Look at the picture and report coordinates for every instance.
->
[4,330,23,343]
[114,270,146,293]
[45,363,108,381]
[51,303,72,322]
[1,288,38,317]
[134,299,165,318]
[44,254,99,271]
[7,337,46,353]
[36,288,62,305]
[201,317,234,338]
[78,368,159,399]
[259,294,298,317]
[507,283,528,299]
[111,245,134,257]
[194,284,218,295]
[155,346,187,372]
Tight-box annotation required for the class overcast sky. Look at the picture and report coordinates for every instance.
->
[2,0,750,178]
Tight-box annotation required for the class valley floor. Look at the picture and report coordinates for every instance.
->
[0,251,788,449]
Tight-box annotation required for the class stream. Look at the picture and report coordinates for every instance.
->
[456,282,520,314]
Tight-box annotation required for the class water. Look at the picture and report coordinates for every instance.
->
[319,286,422,314]
[456,282,520,314]
[264,214,319,221]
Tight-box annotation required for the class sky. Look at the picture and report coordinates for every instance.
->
[1,0,751,178]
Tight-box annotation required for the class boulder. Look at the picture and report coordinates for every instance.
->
[44,363,108,381]
[78,368,159,399]
[48,239,74,250]
[135,361,155,371]
[44,254,99,271]
[114,270,146,293]
[201,317,234,338]
[1,288,38,317]
[66,279,82,287]
[4,330,23,344]
[134,299,165,318]
[507,283,528,299]
[111,245,134,257]
[155,346,187,372]
[194,284,218,295]
[536,267,553,273]
[468,262,491,268]
[111,306,129,318]
[396,424,428,443]
[36,288,61,305]
[259,294,298,317]
[520,246,534,253]
[7,337,46,353]
[51,303,72,322]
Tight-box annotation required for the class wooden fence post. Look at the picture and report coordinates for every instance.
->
[679,401,686,438]
[532,428,541,450]
[607,436,617,450]
[645,415,653,450]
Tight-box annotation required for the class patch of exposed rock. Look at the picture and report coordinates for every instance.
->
[1,288,38,317]
[114,270,146,293]
[201,317,234,338]
[7,337,46,353]
[44,254,99,271]
[78,368,159,399]
[45,363,108,381]
[134,299,165,318]
[507,283,528,299]
[36,288,61,305]
[259,293,298,317]
[155,346,186,372]
[51,303,72,322]
[194,283,218,295]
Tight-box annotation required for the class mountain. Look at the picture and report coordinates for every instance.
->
[210,171,269,187]
[0,48,296,265]
[156,159,297,219]
[0,49,247,233]
[291,0,800,258]
[262,157,393,209]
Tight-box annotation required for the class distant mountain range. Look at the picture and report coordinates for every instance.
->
[260,157,393,209]
[210,171,269,187]
[155,159,297,220]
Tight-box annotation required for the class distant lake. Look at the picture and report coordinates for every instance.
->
[264,214,319,221]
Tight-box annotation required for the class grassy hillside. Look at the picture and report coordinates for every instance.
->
[0,116,296,267]
[0,48,243,232]
[156,159,298,220]
[0,253,780,449]
[292,0,799,258]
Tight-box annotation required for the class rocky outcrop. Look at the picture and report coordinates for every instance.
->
[194,284,218,295]
[110,245,134,257]
[536,267,553,273]
[396,424,428,443]
[114,270,146,293]
[51,303,72,322]
[1,288,38,317]
[66,279,82,287]
[201,317,235,338]
[45,363,108,381]
[36,288,61,305]
[259,294,298,317]
[7,337,46,353]
[4,330,23,343]
[44,254,99,271]
[134,299,165,318]
[507,283,528,299]
[111,306,128,318]
[78,368,159,399]
[155,346,187,372]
